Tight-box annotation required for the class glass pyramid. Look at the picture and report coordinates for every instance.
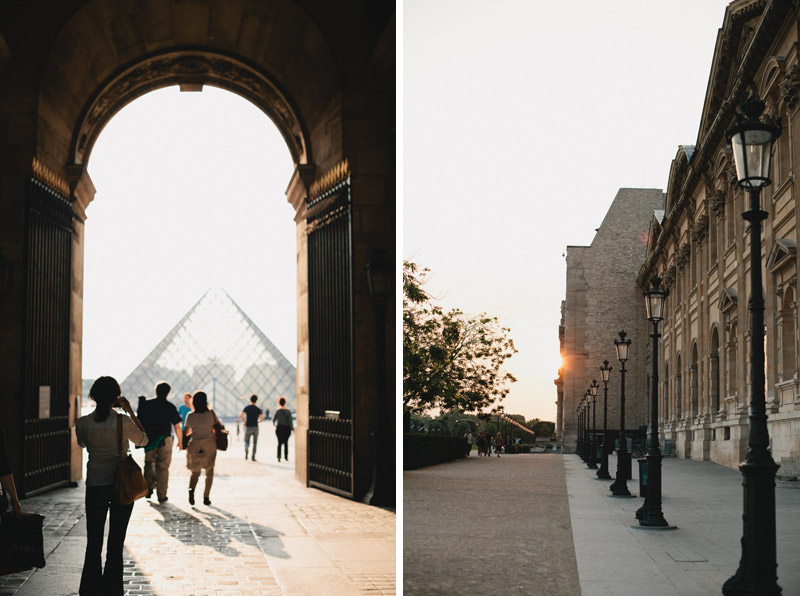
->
[121,288,296,418]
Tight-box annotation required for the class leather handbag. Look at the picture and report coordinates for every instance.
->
[212,411,229,451]
[114,415,148,505]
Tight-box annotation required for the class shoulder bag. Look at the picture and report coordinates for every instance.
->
[0,510,46,575]
[114,414,148,505]
[212,411,229,451]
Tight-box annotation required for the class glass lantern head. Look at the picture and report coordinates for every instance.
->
[727,94,780,189]
[614,330,631,362]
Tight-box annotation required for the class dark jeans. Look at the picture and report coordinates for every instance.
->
[80,484,134,596]
[276,425,291,460]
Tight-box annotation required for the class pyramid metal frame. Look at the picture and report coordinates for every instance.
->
[121,289,296,418]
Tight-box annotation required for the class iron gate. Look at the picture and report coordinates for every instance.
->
[305,166,354,497]
[22,176,73,495]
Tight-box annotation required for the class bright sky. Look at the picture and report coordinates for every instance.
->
[83,86,297,384]
[404,1,732,421]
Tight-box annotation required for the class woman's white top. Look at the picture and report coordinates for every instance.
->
[76,410,148,486]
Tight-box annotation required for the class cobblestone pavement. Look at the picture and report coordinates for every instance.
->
[403,454,582,595]
[1,431,395,596]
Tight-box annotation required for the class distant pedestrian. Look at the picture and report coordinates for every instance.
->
[137,382,183,503]
[273,396,293,462]
[184,391,218,506]
[464,430,473,457]
[178,392,193,449]
[178,393,193,428]
[477,432,487,457]
[240,394,264,461]
[76,377,148,596]
[496,432,503,457]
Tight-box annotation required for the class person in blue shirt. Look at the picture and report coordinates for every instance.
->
[178,393,193,448]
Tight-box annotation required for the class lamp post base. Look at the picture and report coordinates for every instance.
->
[722,455,781,596]
[610,450,632,496]
[634,452,669,526]
[596,459,612,479]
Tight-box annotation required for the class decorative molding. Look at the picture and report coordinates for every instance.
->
[727,162,739,187]
[710,189,726,218]
[691,214,709,244]
[780,63,800,111]
[662,265,677,291]
[767,238,797,273]
[73,51,308,167]
[676,244,691,271]
[719,287,738,315]
[31,157,70,198]
[309,159,350,201]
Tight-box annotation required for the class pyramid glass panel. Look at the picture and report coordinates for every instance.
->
[121,289,296,418]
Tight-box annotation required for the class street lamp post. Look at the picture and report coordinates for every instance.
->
[582,390,591,462]
[610,331,633,496]
[588,380,599,469]
[636,275,670,526]
[578,398,585,460]
[597,361,613,479]
[723,94,782,596]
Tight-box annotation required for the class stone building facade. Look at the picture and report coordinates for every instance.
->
[559,188,664,452]
[638,0,800,474]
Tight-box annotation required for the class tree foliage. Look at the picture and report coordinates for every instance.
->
[403,260,517,414]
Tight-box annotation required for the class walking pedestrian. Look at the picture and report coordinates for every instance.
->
[273,396,293,462]
[496,432,503,457]
[76,377,148,596]
[240,394,263,461]
[464,429,473,457]
[137,382,183,503]
[184,391,218,506]
[178,392,193,449]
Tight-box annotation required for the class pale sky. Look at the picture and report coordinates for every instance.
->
[83,86,297,385]
[404,1,733,421]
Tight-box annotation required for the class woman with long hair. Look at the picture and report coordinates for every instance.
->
[184,391,218,506]
[75,376,148,596]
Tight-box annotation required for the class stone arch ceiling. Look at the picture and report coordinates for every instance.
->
[37,0,341,172]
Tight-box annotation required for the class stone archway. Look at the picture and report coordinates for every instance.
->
[0,0,395,503]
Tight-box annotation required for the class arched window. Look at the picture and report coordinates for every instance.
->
[710,328,720,412]
[779,286,796,382]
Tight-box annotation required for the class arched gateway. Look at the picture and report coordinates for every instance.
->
[0,1,395,503]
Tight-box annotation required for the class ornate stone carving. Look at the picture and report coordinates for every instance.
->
[710,189,726,218]
[676,244,691,271]
[74,51,307,166]
[662,266,676,291]
[727,162,739,187]
[780,63,800,111]
[691,214,709,244]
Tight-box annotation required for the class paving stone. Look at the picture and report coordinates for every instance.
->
[9,432,395,595]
